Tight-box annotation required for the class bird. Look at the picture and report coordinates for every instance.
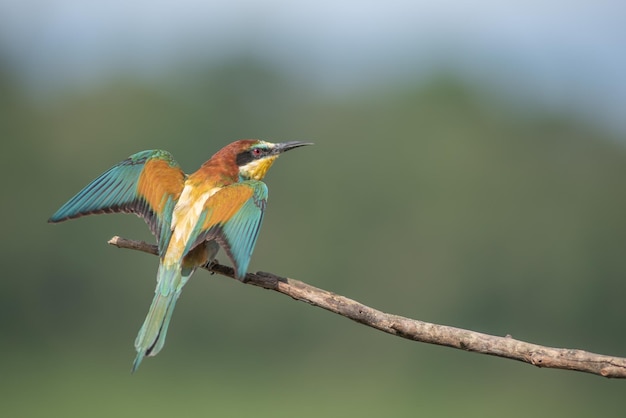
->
[48,139,312,372]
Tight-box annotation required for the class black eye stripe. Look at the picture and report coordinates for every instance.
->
[236,147,268,166]
[236,151,253,166]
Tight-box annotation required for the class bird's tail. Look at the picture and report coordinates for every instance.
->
[132,262,183,373]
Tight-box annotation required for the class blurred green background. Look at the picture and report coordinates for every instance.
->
[2,2,626,417]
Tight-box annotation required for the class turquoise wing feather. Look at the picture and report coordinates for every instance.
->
[219,184,267,278]
[186,180,267,280]
[48,150,186,254]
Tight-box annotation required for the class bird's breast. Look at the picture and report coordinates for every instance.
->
[165,184,221,263]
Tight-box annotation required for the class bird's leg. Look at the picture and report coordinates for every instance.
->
[197,240,220,275]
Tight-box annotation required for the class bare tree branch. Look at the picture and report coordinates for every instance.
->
[108,235,626,379]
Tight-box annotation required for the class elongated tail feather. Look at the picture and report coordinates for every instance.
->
[132,263,186,373]
[132,242,217,372]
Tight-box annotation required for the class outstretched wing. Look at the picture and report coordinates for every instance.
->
[184,181,267,280]
[48,149,186,253]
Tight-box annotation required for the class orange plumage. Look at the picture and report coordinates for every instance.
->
[48,139,312,372]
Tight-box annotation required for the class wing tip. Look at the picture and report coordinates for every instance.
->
[234,266,247,281]
[48,213,67,223]
[47,211,89,223]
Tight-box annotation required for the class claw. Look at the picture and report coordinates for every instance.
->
[204,258,219,274]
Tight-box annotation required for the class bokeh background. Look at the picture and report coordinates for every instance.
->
[2,1,625,416]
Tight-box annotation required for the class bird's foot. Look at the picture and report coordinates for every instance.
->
[204,258,219,274]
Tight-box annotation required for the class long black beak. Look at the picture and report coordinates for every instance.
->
[273,141,314,154]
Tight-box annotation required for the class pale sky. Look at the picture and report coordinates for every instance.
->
[1,0,624,132]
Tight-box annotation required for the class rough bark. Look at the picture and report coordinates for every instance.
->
[108,235,626,379]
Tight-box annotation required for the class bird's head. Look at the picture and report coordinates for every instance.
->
[234,140,313,181]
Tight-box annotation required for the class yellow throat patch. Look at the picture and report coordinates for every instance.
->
[240,155,278,180]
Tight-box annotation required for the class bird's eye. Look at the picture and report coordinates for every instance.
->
[252,148,263,157]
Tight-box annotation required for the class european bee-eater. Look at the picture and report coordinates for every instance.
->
[49,139,312,372]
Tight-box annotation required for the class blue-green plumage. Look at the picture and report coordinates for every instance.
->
[48,150,184,255]
[218,181,267,280]
[185,180,268,280]
[48,140,312,372]
[132,239,219,373]
[132,263,182,373]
